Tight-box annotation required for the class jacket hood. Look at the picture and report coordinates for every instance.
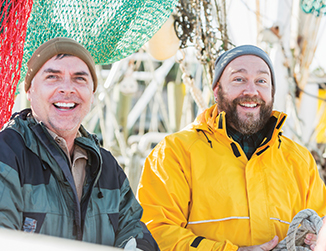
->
[193,104,220,132]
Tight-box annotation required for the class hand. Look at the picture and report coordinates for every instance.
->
[238,236,279,251]
[124,237,143,251]
[315,218,326,251]
[304,233,317,250]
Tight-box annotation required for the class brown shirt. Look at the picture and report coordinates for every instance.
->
[47,129,88,202]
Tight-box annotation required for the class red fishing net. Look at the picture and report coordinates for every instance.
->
[0,0,33,129]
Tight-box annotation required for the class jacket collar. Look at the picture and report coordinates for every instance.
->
[7,109,102,175]
[193,104,287,147]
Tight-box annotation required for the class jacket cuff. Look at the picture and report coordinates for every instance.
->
[190,238,238,251]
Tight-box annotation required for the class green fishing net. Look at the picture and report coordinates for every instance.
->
[301,0,326,16]
[20,0,177,88]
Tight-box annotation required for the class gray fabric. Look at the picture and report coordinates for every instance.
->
[212,45,276,94]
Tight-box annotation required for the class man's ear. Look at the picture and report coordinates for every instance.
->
[213,82,220,100]
[26,89,31,102]
[26,80,33,101]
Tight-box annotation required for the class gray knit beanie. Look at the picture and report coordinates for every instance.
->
[212,45,275,95]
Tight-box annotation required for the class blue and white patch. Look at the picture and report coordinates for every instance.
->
[23,217,37,233]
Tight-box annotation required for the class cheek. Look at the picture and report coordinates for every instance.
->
[80,91,94,109]
[261,88,273,102]
[28,88,52,108]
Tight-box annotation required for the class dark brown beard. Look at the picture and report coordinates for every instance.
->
[217,85,273,135]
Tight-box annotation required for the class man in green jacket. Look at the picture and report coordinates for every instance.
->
[0,37,159,251]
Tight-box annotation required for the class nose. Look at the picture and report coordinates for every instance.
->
[58,77,76,94]
[242,80,258,96]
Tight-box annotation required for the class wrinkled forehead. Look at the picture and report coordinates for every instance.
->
[38,55,91,73]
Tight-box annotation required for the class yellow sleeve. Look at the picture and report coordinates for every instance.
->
[137,137,238,251]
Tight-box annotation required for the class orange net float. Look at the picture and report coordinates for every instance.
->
[0,0,33,129]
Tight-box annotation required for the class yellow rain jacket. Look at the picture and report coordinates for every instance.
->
[137,104,326,251]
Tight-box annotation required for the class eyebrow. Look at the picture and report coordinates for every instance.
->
[74,71,90,76]
[42,68,89,76]
[230,68,247,75]
[230,68,270,76]
[257,70,270,76]
[43,68,61,74]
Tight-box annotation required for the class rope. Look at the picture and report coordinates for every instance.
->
[274,209,324,251]
[176,50,208,112]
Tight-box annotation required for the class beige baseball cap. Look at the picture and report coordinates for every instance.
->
[24,37,97,92]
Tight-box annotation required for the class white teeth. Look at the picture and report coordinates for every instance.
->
[54,102,75,108]
[241,103,257,108]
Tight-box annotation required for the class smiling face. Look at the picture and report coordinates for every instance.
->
[27,55,94,140]
[213,55,274,135]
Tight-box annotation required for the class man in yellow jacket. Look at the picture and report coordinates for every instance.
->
[137,45,326,251]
